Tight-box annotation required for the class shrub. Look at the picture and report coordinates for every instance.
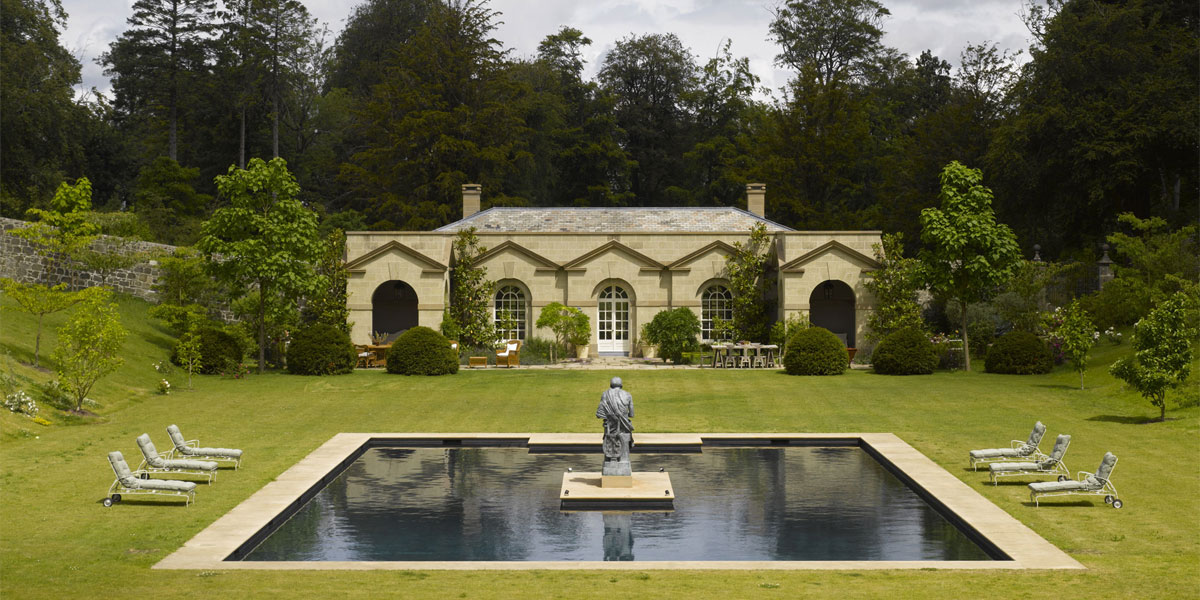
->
[516,337,564,366]
[783,327,847,376]
[984,331,1053,374]
[173,327,243,375]
[871,327,938,375]
[644,307,701,364]
[387,326,459,376]
[287,323,356,376]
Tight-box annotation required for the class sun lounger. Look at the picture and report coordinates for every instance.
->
[969,421,1047,470]
[136,433,218,483]
[988,434,1071,485]
[1029,452,1122,508]
[104,451,196,506]
[166,424,243,469]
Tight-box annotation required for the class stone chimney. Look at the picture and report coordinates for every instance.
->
[746,183,766,217]
[462,184,481,219]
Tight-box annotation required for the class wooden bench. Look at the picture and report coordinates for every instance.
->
[469,356,488,368]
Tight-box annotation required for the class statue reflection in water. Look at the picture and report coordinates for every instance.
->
[602,512,634,561]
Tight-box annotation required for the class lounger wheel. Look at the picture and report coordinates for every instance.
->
[140,472,149,479]
[103,498,113,507]
[1111,499,1123,509]
[1104,495,1114,504]
[112,494,121,503]
[1057,475,1068,482]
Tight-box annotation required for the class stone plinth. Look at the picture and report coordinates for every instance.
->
[560,471,674,510]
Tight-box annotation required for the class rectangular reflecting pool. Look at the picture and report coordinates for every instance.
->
[242,446,994,562]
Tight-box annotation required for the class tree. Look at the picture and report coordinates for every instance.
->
[643,307,701,364]
[52,288,127,412]
[255,0,317,159]
[919,161,1021,371]
[1106,213,1199,307]
[100,0,217,161]
[448,228,495,348]
[863,232,923,343]
[12,178,100,287]
[535,302,589,363]
[1110,293,1198,421]
[300,229,351,333]
[769,0,890,86]
[0,280,82,367]
[131,156,211,244]
[176,329,202,389]
[725,223,771,341]
[1057,300,1096,390]
[197,157,322,373]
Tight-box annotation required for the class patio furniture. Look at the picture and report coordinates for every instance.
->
[104,451,196,507]
[469,356,488,368]
[1029,452,1122,508]
[135,433,218,483]
[969,421,1048,470]
[166,424,243,469]
[752,344,767,368]
[355,345,375,368]
[737,344,752,368]
[367,344,391,368]
[763,344,779,368]
[989,434,1071,485]
[496,340,521,368]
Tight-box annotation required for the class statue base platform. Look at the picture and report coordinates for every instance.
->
[559,471,674,510]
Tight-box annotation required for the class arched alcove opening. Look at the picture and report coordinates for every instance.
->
[371,280,419,340]
[809,280,855,348]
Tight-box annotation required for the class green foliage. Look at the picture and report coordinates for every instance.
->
[782,326,847,376]
[993,260,1080,333]
[439,309,462,342]
[52,288,126,411]
[197,157,323,373]
[945,299,1000,357]
[871,327,938,375]
[516,337,566,367]
[726,223,771,342]
[644,308,701,364]
[1111,292,1199,422]
[770,312,810,357]
[173,326,243,375]
[535,302,590,363]
[12,178,99,283]
[448,228,495,348]
[175,330,202,389]
[299,230,351,334]
[0,279,82,367]
[919,161,1021,371]
[286,323,355,376]
[1057,300,1097,389]
[386,326,458,376]
[863,233,923,343]
[769,0,890,85]
[131,156,211,244]
[984,331,1053,375]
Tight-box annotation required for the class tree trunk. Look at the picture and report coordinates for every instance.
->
[272,95,280,158]
[257,285,266,374]
[239,104,246,169]
[961,301,971,372]
[34,314,43,367]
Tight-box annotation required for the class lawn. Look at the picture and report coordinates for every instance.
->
[1,296,1197,599]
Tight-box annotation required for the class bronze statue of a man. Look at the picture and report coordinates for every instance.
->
[596,377,634,475]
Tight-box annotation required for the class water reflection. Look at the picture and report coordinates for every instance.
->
[244,447,991,562]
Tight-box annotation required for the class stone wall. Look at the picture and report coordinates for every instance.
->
[0,216,174,301]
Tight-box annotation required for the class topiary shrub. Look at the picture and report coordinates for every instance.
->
[872,327,938,375]
[287,323,356,375]
[644,307,701,364]
[783,326,847,376]
[387,326,459,376]
[985,331,1053,374]
[172,327,243,374]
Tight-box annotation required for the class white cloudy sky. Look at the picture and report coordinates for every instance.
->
[60,0,1033,99]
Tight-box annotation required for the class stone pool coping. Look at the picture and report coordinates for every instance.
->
[154,433,1083,571]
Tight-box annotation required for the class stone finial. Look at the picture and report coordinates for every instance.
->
[462,184,481,219]
[746,183,766,217]
[1097,243,1114,290]
[1032,244,1041,262]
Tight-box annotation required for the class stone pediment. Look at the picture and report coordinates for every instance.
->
[666,240,738,271]
[561,240,666,272]
[346,241,446,274]
[779,240,880,273]
[473,240,561,272]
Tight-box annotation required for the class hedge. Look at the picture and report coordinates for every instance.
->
[984,331,1054,374]
[872,327,938,375]
[287,323,356,375]
[386,326,459,376]
[783,326,847,376]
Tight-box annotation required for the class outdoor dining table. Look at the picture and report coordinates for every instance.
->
[710,343,779,368]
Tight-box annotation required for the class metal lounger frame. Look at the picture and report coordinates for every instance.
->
[169,437,242,469]
[1031,462,1120,508]
[106,469,195,507]
[991,458,1070,485]
[970,440,1046,470]
[138,446,217,483]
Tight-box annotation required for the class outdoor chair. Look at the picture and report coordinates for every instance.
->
[988,434,1071,485]
[104,451,196,507]
[969,421,1048,470]
[1029,452,1122,508]
[496,339,521,368]
[136,433,218,483]
[355,345,375,368]
[166,424,243,469]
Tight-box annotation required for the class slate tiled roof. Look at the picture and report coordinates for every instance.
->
[435,207,793,233]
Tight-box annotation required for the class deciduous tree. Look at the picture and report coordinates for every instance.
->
[52,287,126,412]
[1110,293,1198,421]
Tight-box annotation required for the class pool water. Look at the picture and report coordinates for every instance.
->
[242,446,992,562]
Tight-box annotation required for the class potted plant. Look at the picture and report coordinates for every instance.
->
[638,323,657,359]
[569,311,591,359]
[537,302,591,362]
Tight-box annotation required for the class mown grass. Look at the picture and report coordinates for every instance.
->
[1,295,1197,599]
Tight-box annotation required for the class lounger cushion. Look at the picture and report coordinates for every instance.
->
[990,461,1041,473]
[1029,479,1101,493]
[108,451,140,487]
[136,433,166,467]
[970,447,1030,459]
[134,478,197,492]
[185,447,243,459]
[160,458,218,471]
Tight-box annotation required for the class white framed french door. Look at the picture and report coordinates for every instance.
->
[597,285,631,354]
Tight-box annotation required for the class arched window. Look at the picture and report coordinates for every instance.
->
[493,285,527,341]
[701,285,733,341]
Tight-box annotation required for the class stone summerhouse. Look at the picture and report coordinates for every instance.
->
[345,184,882,355]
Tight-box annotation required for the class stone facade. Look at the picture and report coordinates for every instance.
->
[0,217,172,301]
[345,186,883,354]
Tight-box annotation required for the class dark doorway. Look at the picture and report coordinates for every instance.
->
[372,280,419,339]
[809,280,855,347]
